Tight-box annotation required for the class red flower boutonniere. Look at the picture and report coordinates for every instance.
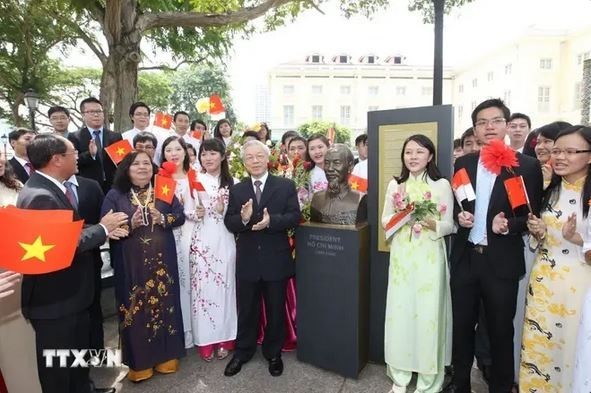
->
[481,139,519,175]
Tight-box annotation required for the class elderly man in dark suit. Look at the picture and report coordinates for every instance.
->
[68,97,122,193]
[446,99,543,393]
[224,140,301,377]
[17,134,128,393]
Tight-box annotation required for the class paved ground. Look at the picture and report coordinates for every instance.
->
[92,288,488,393]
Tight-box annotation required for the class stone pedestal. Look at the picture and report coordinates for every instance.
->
[296,222,369,378]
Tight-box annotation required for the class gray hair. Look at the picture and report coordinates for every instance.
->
[241,139,270,161]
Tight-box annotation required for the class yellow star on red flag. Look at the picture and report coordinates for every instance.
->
[161,184,170,196]
[19,236,55,262]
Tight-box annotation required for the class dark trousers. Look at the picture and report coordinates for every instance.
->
[475,302,492,367]
[31,310,91,393]
[235,278,286,362]
[89,261,104,350]
[451,248,518,393]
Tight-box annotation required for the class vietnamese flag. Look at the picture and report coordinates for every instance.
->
[504,175,531,211]
[209,95,225,115]
[154,174,176,204]
[153,112,173,129]
[452,168,476,204]
[104,139,132,165]
[384,203,414,240]
[191,130,203,140]
[187,169,205,200]
[348,174,368,193]
[0,207,83,274]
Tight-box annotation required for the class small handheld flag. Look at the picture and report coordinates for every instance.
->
[154,175,176,204]
[153,112,173,129]
[452,168,475,208]
[105,139,132,165]
[384,204,414,240]
[209,95,225,115]
[504,175,531,212]
[348,174,368,193]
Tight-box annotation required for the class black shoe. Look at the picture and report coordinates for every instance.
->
[224,356,244,377]
[480,364,492,383]
[268,357,283,377]
[89,380,116,393]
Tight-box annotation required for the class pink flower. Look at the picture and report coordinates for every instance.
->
[438,204,447,214]
[412,223,422,236]
[393,192,402,203]
[424,191,432,200]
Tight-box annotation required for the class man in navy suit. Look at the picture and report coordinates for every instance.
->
[8,128,36,184]
[68,97,122,193]
[447,99,543,393]
[18,134,128,393]
[223,140,301,377]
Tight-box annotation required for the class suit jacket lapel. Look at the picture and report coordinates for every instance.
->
[32,173,74,211]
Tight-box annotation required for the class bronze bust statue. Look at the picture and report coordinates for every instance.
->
[310,143,367,225]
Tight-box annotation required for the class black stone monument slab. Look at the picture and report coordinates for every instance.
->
[295,222,369,378]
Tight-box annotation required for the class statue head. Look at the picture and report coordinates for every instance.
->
[324,143,355,196]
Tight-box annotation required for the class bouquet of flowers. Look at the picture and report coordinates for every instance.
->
[226,135,248,180]
[291,154,312,222]
[391,189,447,239]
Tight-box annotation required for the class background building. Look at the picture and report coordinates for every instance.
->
[262,26,591,141]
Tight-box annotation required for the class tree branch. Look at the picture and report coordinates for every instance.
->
[139,0,294,31]
[138,58,206,71]
[306,0,325,14]
[73,24,108,64]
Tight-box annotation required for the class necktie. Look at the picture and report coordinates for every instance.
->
[254,180,262,205]
[24,162,35,176]
[64,181,78,210]
[93,130,105,180]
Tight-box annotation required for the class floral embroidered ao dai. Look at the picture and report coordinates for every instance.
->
[188,173,237,347]
[381,173,453,392]
[102,186,186,371]
[520,177,591,392]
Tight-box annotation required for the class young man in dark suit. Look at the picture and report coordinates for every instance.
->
[68,97,122,193]
[224,140,301,378]
[8,128,36,184]
[17,134,128,393]
[447,99,543,393]
[64,175,106,351]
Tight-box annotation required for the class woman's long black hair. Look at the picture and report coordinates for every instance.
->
[542,125,591,218]
[213,119,232,140]
[396,134,443,183]
[198,138,234,189]
[112,151,155,193]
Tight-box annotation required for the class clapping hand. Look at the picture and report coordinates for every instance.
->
[101,209,129,232]
[130,207,145,230]
[195,204,205,219]
[0,271,21,299]
[458,211,474,228]
[150,207,163,225]
[252,208,270,231]
[215,197,225,215]
[562,213,580,244]
[89,138,98,158]
[492,212,509,234]
[241,199,253,223]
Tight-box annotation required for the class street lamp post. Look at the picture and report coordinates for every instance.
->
[1,134,7,159]
[23,88,39,131]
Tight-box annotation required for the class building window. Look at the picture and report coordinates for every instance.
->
[368,105,379,112]
[539,58,552,69]
[312,85,323,94]
[472,78,478,88]
[340,85,351,95]
[505,63,512,75]
[283,105,294,126]
[311,55,320,63]
[311,105,323,120]
[396,86,406,96]
[367,56,376,64]
[487,71,494,81]
[283,85,294,95]
[538,86,550,112]
[471,101,477,111]
[459,84,464,93]
[368,86,379,96]
[422,86,433,96]
[340,105,351,125]
[503,90,511,107]
[458,105,463,119]
[578,51,591,65]
[338,55,349,64]
[393,56,402,64]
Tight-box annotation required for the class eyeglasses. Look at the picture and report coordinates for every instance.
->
[50,116,69,121]
[83,110,104,115]
[474,117,506,128]
[550,148,591,157]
